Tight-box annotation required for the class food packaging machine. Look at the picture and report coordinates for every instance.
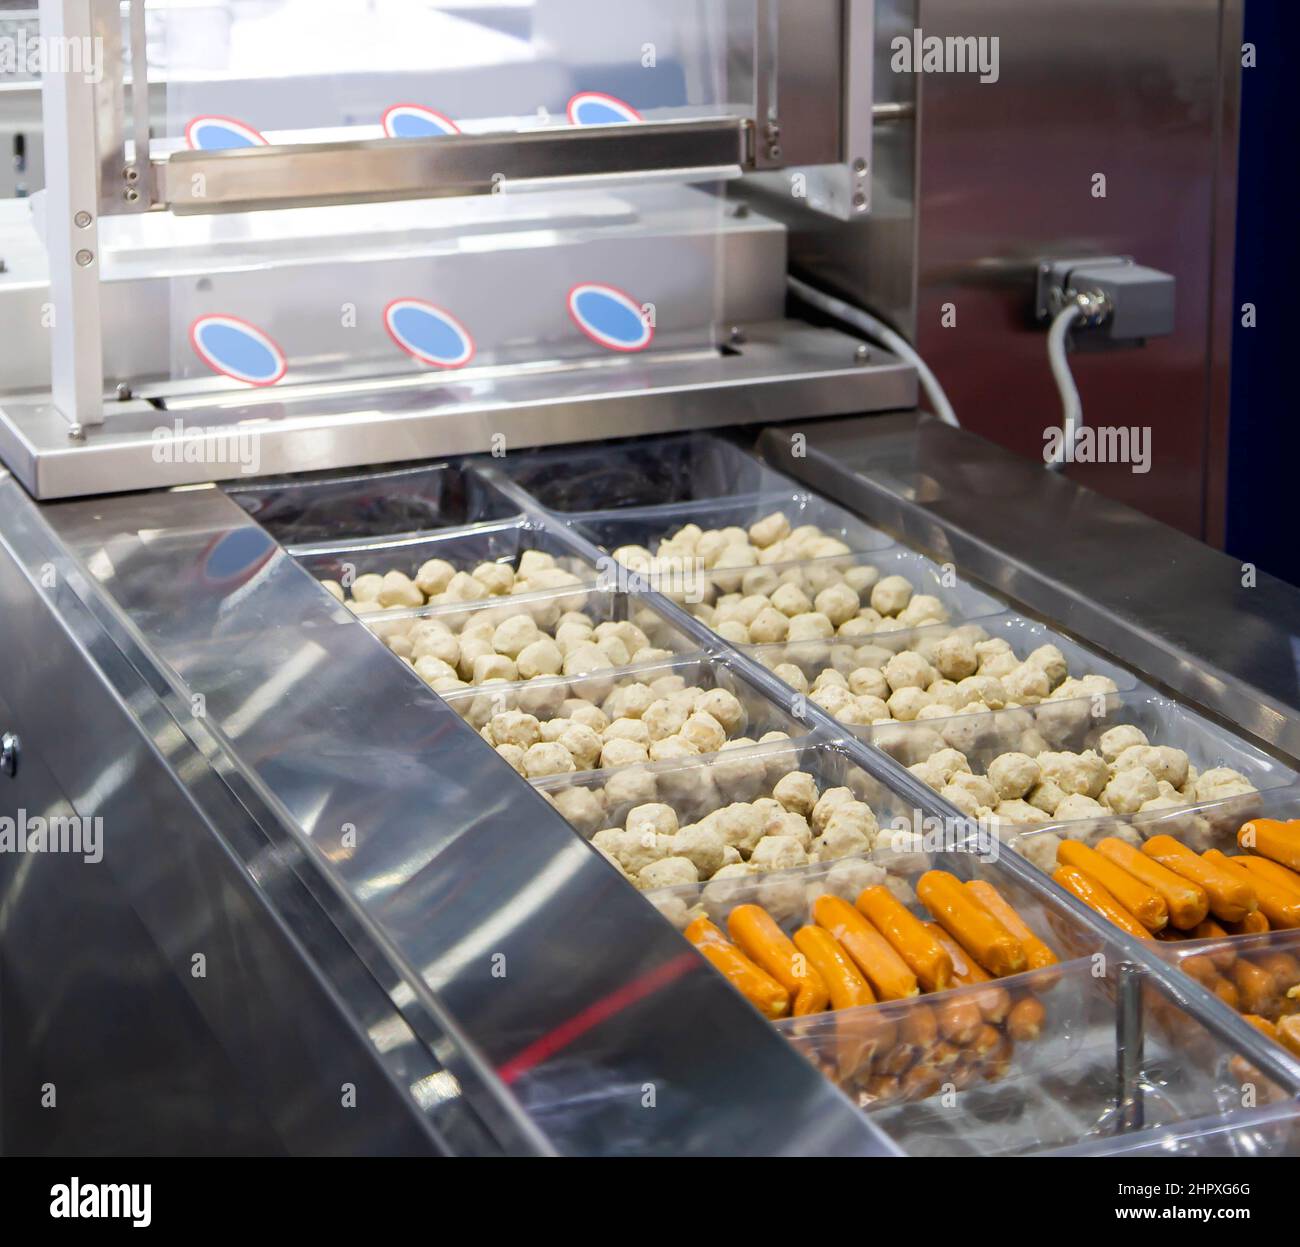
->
[1,1,1298,1157]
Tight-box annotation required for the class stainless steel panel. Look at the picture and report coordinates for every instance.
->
[0,320,917,499]
[155,120,750,215]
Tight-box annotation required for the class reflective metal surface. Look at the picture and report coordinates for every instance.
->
[0,321,917,499]
[156,120,750,215]
[14,472,900,1156]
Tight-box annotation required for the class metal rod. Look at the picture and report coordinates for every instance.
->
[153,118,750,216]
[1115,962,1146,1133]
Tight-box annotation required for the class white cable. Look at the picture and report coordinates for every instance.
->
[788,276,960,427]
[1045,302,1084,471]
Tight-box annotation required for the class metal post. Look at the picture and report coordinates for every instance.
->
[39,0,105,429]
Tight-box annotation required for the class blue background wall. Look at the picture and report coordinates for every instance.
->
[1226,2,1300,587]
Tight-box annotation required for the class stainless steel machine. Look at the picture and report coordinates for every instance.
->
[2,1,1298,1157]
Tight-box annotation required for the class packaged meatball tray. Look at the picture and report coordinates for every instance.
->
[534,738,928,892]
[228,459,522,545]
[871,686,1297,842]
[747,612,1139,730]
[289,517,600,611]
[570,490,896,565]
[449,654,816,781]
[362,583,702,688]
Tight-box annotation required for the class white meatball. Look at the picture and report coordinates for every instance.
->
[600,738,650,769]
[933,634,979,680]
[870,574,914,617]
[680,711,727,755]
[1102,766,1160,814]
[637,856,700,891]
[772,771,819,818]
[1099,724,1150,763]
[522,742,576,778]
[627,802,680,837]
[415,559,456,597]
[987,751,1041,800]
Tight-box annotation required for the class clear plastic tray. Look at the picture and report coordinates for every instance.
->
[1012,780,1300,879]
[494,432,790,512]
[533,737,924,881]
[870,971,1295,1156]
[748,612,1139,727]
[1045,1101,1300,1156]
[456,654,816,781]
[569,492,896,560]
[868,687,1298,845]
[226,460,520,545]
[288,518,598,599]
[364,582,703,678]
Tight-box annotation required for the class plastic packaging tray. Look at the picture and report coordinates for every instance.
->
[494,432,791,511]
[569,492,896,561]
[869,686,1298,840]
[1045,1101,1300,1156]
[748,612,1139,727]
[533,737,921,877]
[227,460,520,544]
[870,969,1295,1156]
[364,582,703,676]
[288,518,598,597]
[455,654,815,779]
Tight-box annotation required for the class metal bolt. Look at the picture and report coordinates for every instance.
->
[74,210,92,228]
[116,382,133,401]
[67,423,85,442]
[767,144,783,160]
[853,191,868,211]
[75,249,94,267]
[729,326,746,345]
[853,158,868,175]
[124,166,140,183]
[124,188,140,203]
[854,344,871,364]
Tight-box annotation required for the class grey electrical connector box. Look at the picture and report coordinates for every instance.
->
[1036,256,1176,341]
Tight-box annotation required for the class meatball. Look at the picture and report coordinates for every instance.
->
[637,856,700,891]
[772,771,819,817]
[1099,724,1150,763]
[870,574,914,617]
[987,751,1041,801]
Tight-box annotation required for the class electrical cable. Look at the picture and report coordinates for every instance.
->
[1045,302,1084,471]
[788,276,960,427]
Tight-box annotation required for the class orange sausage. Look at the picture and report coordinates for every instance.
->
[727,904,831,1016]
[792,925,876,1012]
[898,1002,939,1051]
[1205,851,1300,930]
[1211,975,1242,1011]
[1255,952,1300,992]
[1141,836,1257,923]
[1190,920,1237,970]
[1006,995,1047,1042]
[1232,959,1278,1018]
[862,1075,901,1105]
[1238,819,1300,872]
[855,885,954,992]
[1053,865,1153,940]
[935,997,983,1045]
[916,870,1027,977]
[900,1064,943,1102]
[1278,1015,1300,1058]
[877,1040,917,1078]
[684,917,790,1019]
[812,895,919,1001]
[1224,910,1271,936]
[924,922,1011,1023]
[963,880,1061,969]
[1242,1014,1279,1042]
[1235,853,1300,899]
[1096,837,1209,930]
[965,1023,1003,1060]
[1055,842,1168,931]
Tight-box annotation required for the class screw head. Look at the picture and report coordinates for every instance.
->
[853,158,868,175]
[767,144,783,160]
[75,249,94,267]
[854,343,871,363]
[74,210,92,228]
[124,166,140,183]
[116,382,133,401]
[124,188,140,203]
[853,191,868,211]
[729,326,746,345]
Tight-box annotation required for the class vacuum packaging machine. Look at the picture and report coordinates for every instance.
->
[1,1,1298,1157]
